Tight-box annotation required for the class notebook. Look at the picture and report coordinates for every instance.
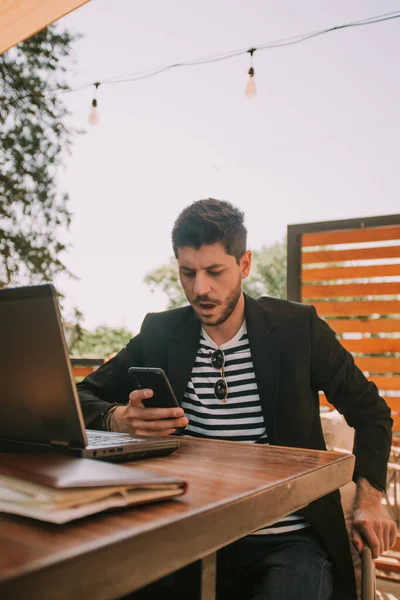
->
[0,284,179,461]
[0,452,187,523]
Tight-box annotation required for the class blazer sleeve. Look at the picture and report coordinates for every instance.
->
[76,330,144,428]
[309,306,392,492]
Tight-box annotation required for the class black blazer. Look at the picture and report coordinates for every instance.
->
[78,294,392,600]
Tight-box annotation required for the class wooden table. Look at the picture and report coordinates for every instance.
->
[0,437,354,600]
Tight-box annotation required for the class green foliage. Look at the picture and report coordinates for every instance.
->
[143,257,187,308]
[0,26,76,287]
[144,239,287,309]
[243,240,287,299]
[70,325,133,358]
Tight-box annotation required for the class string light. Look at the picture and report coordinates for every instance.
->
[59,9,400,99]
[244,48,256,98]
[39,9,399,126]
[88,82,100,125]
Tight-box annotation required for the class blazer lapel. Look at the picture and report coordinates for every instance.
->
[167,309,201,405]
[245,294,280,444]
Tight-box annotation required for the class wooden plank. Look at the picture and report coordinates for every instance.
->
[320,393,400,408]
[391,535,400,553]
[302,246,400,264]
[370,377,400,390]
[71,366,97,378]
[0,0,90,55]
[319,394,331,409]
[302,282,400,299]
[380,397,399,412]
[327,319,400,334]
[373,555,400,574]
[302,225,400,247]
[313,300,400,317]
[302,263,400,282]
[340,339,400,354]
[319,393,400,414]
[353,356,400,373]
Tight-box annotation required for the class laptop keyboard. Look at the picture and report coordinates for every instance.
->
[86,429,142,447]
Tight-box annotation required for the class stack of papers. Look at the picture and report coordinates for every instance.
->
[0,453,187,524]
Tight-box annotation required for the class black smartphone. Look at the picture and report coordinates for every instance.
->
[127,367,179,409]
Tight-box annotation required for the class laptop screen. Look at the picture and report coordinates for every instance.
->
[0,284,87,449]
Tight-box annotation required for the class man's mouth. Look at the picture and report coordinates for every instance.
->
[195,300,218,311]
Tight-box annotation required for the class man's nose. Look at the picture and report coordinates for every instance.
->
[193,274,211,297]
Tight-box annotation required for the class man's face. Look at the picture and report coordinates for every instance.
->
[177,243,251,327]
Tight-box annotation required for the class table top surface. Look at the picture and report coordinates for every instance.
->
[0,437,355,599]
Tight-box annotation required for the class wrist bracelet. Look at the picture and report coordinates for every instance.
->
[99,403,122,431]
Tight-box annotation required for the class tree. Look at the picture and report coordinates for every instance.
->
[243,240,287,299]
[144,239,287,309]
[143,257,187,309]
[70,325,134,358]
[0,26,77,288]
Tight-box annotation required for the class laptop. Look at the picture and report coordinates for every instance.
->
[0,284,180,461]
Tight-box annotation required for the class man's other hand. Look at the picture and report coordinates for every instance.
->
[352,476,397,559]
[110,389,189,437]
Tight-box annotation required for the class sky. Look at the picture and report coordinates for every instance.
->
[55,0,400,334]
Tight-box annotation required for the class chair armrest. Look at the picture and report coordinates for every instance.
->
[361,547,376,600]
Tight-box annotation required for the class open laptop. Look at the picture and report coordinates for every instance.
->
[0,284,179,461]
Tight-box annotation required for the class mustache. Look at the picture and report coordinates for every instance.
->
[193,296,219,305]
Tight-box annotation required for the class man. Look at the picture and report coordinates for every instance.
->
[78,198,396,600]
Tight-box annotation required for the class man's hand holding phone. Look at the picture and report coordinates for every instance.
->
[110,388,189,437]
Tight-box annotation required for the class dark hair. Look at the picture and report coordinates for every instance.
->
[172,198,247,262]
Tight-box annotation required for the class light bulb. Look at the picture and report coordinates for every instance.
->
[88,98,99,125]
[245,68,256,98]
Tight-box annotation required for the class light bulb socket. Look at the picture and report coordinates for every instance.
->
[248,67,255,77]
[92,98,98,108]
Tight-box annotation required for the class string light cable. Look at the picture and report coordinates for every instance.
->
[28,9,400,120]
[75,9,400,90]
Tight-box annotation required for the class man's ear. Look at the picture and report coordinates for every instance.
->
[240,250,252,280]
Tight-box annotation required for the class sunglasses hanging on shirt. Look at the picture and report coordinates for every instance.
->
[210,349,228,403]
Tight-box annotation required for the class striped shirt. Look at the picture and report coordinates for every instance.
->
[181,321,309,535]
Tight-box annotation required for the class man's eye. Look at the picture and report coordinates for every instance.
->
[182,271,195,278]
[209,271,223,276]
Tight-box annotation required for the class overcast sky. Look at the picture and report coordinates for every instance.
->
[57,0,400,333]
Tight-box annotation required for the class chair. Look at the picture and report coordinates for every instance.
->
[320,409,378,599]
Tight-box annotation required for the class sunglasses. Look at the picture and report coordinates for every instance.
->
[211,349,228,403]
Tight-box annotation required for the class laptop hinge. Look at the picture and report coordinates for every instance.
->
[50,440,69,447]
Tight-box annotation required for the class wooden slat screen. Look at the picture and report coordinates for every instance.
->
[300,222,400,430]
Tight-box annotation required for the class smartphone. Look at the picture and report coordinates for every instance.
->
[127,367,180,409]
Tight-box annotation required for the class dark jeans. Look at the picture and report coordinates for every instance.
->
[125,528,334,600]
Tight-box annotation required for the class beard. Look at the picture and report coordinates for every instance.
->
[191,277,242,327]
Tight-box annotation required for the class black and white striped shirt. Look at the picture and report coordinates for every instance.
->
[181,321,309,535]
